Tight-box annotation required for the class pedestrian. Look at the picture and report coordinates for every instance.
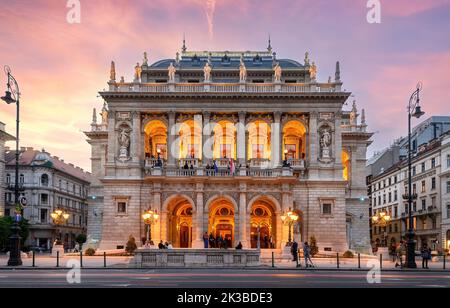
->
[167,242,174,249]
[203,232,209,248]
[269,235,274,249]
[209,233,215,248]
[421,244,431,269]
[291,240,299,264]
[395,241,405,268]
[158,240,164,249]
[235,242,243,250]
[264,235,269,249]
[390,242,397,262]
[74,242,80,253]
[303,241,313,268]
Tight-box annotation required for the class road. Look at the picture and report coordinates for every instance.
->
[0,269,449,288]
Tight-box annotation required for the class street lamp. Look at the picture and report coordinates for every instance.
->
[281,208,299,246]
[371,211,391,247]
[142,208,159,244]
[405,82,425,269]
[2,66,22,266]
[51,208,70,244]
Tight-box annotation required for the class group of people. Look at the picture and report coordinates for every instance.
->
[391,241,432,269]
[202,232,235,249]
[291,240,314,268]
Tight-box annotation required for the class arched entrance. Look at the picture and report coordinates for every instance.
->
[144,120,167,160]
[208,198,235,248]
[282,120,307,160]
[248,197,279,249]
[165,196,194,248]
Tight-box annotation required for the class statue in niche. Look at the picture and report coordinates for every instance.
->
[168,62,176,82]
[118,125,132,158]
[320,127,332,159]
[239,58,247,82]
[203,62,212,82]
[273,62,282,82]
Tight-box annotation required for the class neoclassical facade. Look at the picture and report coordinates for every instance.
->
[86,45,373,253]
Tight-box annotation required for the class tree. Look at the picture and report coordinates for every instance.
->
[125,235,137,254]
[0,216,30,251]
[309,235,319,257]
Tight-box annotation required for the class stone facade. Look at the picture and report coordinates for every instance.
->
[85,47,373,253]
[0,122,15,217]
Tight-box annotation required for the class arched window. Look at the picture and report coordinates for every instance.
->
[41,174,49,187]
[342,150,351,181]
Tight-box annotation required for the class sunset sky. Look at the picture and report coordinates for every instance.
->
[0,0,449,171]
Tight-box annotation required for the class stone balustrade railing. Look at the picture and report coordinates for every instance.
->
[108,82,341,93]
[179,158,199,168]
[144,166,295,178]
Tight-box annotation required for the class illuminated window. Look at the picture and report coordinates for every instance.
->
[252,144,264,159]
[342,150,350,181]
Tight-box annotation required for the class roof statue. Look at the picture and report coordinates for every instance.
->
[304,52,310,66]
[310,62,317,81]
[101,102,109,127]
[361,108,366,126]
[175,52,180,64]
[203,62,212,83]
[91,108,97,125]
[134,62,142,81]
[239,58,247,83]
[143,51,148,66]
[350,100,358,126]
[110,61,116,81]
[168,62,177,83]
[273,62,282,83]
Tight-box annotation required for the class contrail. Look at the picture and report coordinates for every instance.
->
[204,0,216,40]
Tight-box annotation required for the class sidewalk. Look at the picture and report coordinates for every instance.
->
[0,254,132,268]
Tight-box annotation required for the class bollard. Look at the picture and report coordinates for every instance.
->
[80,251,83,268]
[271,251,274,268]
[56,251,59,268]
[337,253,340,269]
[104,252,107,268]
[358,253,361,269]
[380,254,383,270]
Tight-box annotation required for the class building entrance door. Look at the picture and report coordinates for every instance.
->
[179,225,191,248]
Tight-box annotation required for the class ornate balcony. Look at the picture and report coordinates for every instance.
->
[179,158,199,168]
[249,158,271,168]
[144,166,294,178]
[108,82,341,94]
[145,158,165,168]
[287,158,306,170]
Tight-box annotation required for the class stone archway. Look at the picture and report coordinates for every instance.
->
[206,196,237,248]
[162,194,196,248]
[247,195,281,249]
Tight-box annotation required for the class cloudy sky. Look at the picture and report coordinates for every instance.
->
[0,0,449,171]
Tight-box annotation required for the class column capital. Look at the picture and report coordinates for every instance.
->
[168,110,176,119]
[274,111,282,122]
[238,111,246,122]
[310,111,318,119]
[132,111,140,119]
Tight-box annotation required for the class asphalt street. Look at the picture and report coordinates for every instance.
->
[0,269,449,288]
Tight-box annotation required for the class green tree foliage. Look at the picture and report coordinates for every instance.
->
[125,235,137,254]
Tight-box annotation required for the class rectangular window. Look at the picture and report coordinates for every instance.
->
[394,206,398,218]
[421,199,426,210]
[431,196,436,208]
[413,184,417,195]
[447,204,450,219]
[431,177,436,190]
[431,158,436,168]
[421,162,425,173]
[40,209,48,223]
[383,194,386,204]
[388,192,392,203]
[412,166,416,176]
[40,194,48,205]
[322,203,332,215]
[378,196,381,205]
[373,197,376,207]
[447,181,450,194]
[447,155,450,168]
[320,199,334,216]
[394,176,397,183]
[421,180,426,193]
[413,202,417,212]
[116,199,128,214]
[394,190,398,201]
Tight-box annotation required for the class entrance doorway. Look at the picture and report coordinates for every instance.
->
[250,201,276,249]
[208,198,235,248]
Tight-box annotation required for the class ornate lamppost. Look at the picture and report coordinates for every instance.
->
[371,211,391,247]
[51,208,70,244]
[404,82,425,268]
[281,208,299,246]
[142,208,159,244]
[2,66,22,266]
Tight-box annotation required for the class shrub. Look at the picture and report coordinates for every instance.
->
[309,236,319,257]
[125,235,137,254]
[84,248,96,256]
[343,250,354,258]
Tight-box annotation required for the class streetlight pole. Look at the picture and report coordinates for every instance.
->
[2,66,22,266]
[406,82,425,269]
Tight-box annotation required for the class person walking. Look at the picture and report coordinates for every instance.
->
[291,240,299,266]
[395,240,405,268]
[421,244,431,269]
[209,233,215,248]
[303,241,313,268]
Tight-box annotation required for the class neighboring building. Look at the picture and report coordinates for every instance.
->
[85,43,373,253]
[370,133,450,253]
[4,148,90,250]
[439,134,450,252]
[0,122,15,217]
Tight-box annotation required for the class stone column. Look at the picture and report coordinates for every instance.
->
[237,112,247,166]
[271,112,282,168]
[238,187,248,247]
[202,111,211,165]
[308,111,319,179]
[106,111,116,164]
[334,112,343,180]
[131,111,141,163]
[167,111,176,167]
[193,183,204,248]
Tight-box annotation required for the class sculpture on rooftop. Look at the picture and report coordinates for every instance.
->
[203,62,212,83]
[310,62,317,81]
[239,58,247,83]
[110,61,116,81]
[168,62,177,83]
[100,102,109,128]
[273,62,282,83]
[134,63,142,81]
[143,52,148,66]
[350,100,358,126]
[304,52,310,66]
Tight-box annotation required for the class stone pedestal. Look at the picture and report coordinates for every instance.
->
[52,245,65,258]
